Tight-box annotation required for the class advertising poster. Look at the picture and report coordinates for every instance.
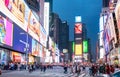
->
[75,44,82,55]
[115,1,120,40]
[4,0,25,23]
[12,52,22,62]
[1,50,7,64]
[0,0,41,40]
[75,23,82,34]
[13,24,32,53]
[109,13,118,44]
[27,10,40,41]
[0,12,13,46]
[103,27,110,54]
[44,2,49,36]
[0,0,27,31]
[32,39,40,56]
[83,40,88,53]
[40,25,47,47]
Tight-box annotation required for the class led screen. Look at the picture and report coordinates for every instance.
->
[40,25,47,47]
[13,24,32,53]
[0,0,41,42]
[103,28,110,54]
[75,23,82,34]
[83,40,88,53]
[75,44,82,55]
[72,42,75,52]
[32,39,40,56]
[115,1,120,40]
[0,12,13,46]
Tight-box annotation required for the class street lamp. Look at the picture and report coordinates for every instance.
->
[19,32,29,65]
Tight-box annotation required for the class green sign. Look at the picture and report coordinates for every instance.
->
[83,40,88,53]
[72,42,75,52]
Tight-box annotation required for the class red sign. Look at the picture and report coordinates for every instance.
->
[75,23,82,34]
[13,55,21,62]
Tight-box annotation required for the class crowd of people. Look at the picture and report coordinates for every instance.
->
[0,61,119,76]
[66,62,119,76]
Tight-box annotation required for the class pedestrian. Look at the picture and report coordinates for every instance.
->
[110,65,115,74]
[70,65,73,74]
[43,65,46,72]
[64,63,68,74]
[77,64,81,76]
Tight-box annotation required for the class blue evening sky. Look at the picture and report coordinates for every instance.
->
[53,0,102,60]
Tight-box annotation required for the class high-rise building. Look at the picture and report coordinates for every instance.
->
[82,23,87,40]
[49,13,61,44]
[59,21,69,62]
[45,0,53,13]
[59,21,69,51]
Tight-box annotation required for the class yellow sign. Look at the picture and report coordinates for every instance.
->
[75,44,82,55]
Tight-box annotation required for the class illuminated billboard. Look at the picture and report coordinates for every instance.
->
[44,2,50,36]
[83,40,88,53]
[0,12,13,46]
[32,39,40,56]
[72,42,75,52]
[75,23,82,34]
[0,0,28,31]
[40,25,47,47]
[75,16,82,22]
[27,10,40,41]
[103,27,110,54]
[115,1,120,40]
[0,0,41,42]
[13,24,32,53]
[108,13,118,44]
[75,44,82,55]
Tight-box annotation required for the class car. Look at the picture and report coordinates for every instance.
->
[112,70,120,77]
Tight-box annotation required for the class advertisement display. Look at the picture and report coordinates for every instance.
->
[83,40,88,53]
[0,50,7,64]
[40,25,47,47]
[72,42,75,53]
[75,23,82,34]
[75,16,82,23]
[39,0,44,26]
[29,55,34,63]
[25,0,40,22]
[115,1,120,39]
[103,26,110,54]
[27,10,40,41]
[32,39,39,56]
[0,0,41,42]
[83,53,88,61]
[74,56,82,62]
[39,44,43,57]
[0,0,27,31]
[109,13,118,44]
[0,12,13,46]
[13,24,32,53]
[44,2,50,36]
[75,44,82,55]
[11,51,22,62]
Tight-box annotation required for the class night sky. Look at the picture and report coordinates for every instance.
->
[53,0,102,60]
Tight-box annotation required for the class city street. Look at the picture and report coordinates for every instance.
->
[0,66,103,77]
[0,66,72,77]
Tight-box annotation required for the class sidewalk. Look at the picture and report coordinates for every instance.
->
[68,71,86,77]
[1,70,19,73]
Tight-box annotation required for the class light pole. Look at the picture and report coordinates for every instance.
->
[20,32,29,65]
